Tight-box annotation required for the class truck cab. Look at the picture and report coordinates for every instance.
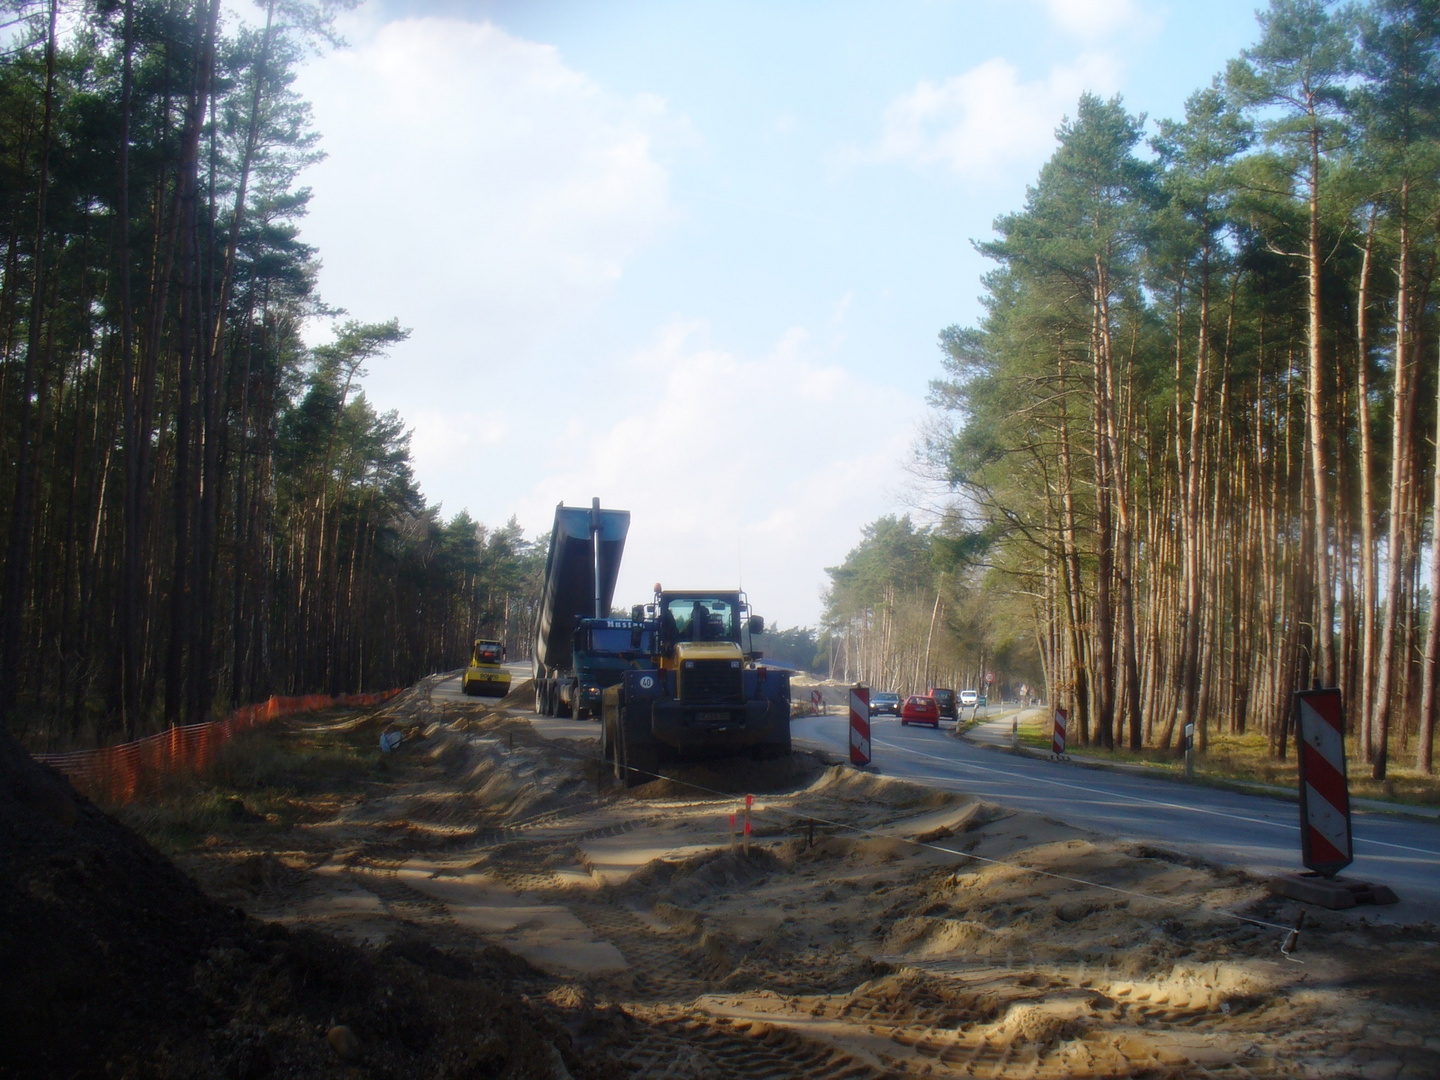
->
[569,617,653,719]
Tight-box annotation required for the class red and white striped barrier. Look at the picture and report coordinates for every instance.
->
[849,686,871,766]
[1294,687,1352,876]
[1052,707,1068,756]
[811,688,825,716]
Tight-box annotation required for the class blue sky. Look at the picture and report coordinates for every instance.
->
[290,0,1267,627]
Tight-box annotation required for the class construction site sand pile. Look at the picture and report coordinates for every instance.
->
[0,726,619,1079]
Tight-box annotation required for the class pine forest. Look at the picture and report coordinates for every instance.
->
[911,0,1440,777]
[0,0,545,749]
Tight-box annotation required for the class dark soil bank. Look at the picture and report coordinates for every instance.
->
[0,734,617,1079]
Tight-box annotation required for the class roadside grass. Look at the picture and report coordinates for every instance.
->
[1012,713,1440,807]
[955,705,1018,735]
[117,711,390,852]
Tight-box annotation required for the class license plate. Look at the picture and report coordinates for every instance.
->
[697,712,730,724]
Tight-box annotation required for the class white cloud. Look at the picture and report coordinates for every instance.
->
[406,410,509,502]
[295,16,677,373]
[873,53,1120,179]
[1044,0,1159,41]
[513,321,922,627]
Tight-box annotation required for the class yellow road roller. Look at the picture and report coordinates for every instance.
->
[462,639,511,697]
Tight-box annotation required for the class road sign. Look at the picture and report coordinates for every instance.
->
[1294,687,1352,877]
[985,671,995,685]
[1052,707,1068,756]
[811,688,824,716]
[849,686,871,766]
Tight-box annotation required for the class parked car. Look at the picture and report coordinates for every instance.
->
[959,689,979,708]
[929,687,958,720]
[900,695,941,728]
[870,691,902,717]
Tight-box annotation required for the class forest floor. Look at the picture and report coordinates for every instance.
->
[1006,714,1440,810]
[105,679,1440,1080]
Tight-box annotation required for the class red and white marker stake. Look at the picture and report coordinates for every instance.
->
[849,686,871,767]
[1294,687,1352,877]
[1052,707,1068,757]
[811,688,825,716]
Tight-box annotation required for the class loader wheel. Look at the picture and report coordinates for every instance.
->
[751,740,791,761]
[618,709,658,788]
[622,737,658,788]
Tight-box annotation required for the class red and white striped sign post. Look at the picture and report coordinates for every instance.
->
[1052,707,1068,757]
[1294,687,1352,877]
[849,686,871,767]
[811,688,825,716]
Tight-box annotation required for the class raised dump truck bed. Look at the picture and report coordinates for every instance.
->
[533,500,632,717]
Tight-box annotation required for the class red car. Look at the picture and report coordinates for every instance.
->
[900,695,941,728]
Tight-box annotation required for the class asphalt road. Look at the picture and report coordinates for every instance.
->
[431,663,533,706]
[790,711,1440,924]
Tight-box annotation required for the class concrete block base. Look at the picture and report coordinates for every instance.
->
[1269,872,1400,909]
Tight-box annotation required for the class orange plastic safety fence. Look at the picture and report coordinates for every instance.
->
[33,689,402,804]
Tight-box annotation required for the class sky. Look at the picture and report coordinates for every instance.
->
[286,0,1267,628]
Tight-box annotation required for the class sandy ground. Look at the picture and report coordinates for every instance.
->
[172,680,1440,1079]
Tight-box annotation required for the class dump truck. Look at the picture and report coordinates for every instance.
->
[601,585,792,785]
[532,500,639,719]
[462,638,511,697]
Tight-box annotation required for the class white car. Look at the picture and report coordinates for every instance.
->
[959,689,979,707]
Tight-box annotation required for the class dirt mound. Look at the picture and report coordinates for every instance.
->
[623,845,784,905]
[0,734,617,1079]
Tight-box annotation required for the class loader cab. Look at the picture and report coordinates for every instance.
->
[663,595,739,646]
[634,588,766,667]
